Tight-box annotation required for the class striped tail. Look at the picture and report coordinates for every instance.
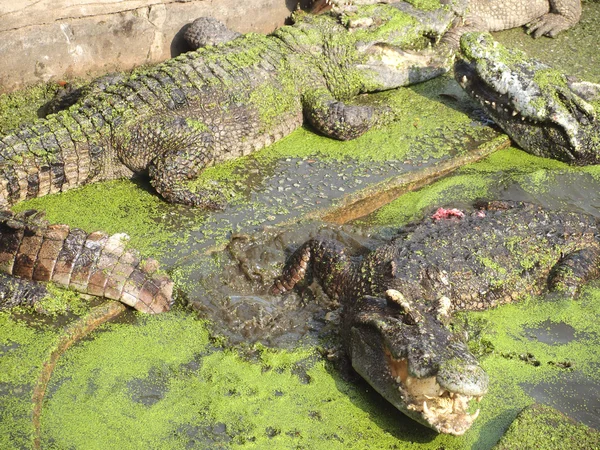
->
[0,210,173,314]
[0,106,123,208]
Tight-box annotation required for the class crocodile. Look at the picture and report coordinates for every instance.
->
[271,201,600,434]
[455,32,600,164]
[0,4,456,210]
[311,0,582,45]
[0,210,173,313]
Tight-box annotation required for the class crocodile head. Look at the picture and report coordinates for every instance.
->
[455,32,600,164]
[346,290,487,435]
[287,4,454,93]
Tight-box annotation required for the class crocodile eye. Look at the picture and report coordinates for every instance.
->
[385,289,422,325]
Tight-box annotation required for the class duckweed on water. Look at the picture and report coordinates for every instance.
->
[494,404,600,449]
[11,180,190,259]
[22,283,598,449]
[0,312,59,448]
[360,147,572,227]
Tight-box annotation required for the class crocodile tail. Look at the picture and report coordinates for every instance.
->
[0,107,117,209]
[0,210,173,313]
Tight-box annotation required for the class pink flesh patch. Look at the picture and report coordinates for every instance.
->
[432,208,465,221]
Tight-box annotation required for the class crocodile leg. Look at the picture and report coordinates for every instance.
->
[302,89,379,140]
[147,137,225,209]
[120,114,227,209]
[548,247,600,296]
[270,238,353,299]
[527,0,582,38]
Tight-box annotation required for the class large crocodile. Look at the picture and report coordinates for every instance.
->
[312,0,582,44]
[271,201,600,434]
[455,32,600,164]
[0,210,173,313]
[0,4,457,210]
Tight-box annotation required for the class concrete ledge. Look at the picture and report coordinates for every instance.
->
[0,0,295,93]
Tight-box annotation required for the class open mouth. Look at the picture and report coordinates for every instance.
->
[454,60,544,125]
[385,348,482,435]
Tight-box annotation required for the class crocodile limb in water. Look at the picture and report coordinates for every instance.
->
[0,4,455,210]
[311,0,582,46]
[455,32,600,164]
[271,201,600,434]
[0,210,173,313]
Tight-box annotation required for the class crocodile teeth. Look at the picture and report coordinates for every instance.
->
[471,409,480,420]
[423,400,430,415]
[476,395,482,402]
[461,75,467,86]
[491,102,496,108]
[521,116,526,121]
[512,111,518,117]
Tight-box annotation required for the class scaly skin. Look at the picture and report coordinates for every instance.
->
[455,32,600,164]
[311,0,582,44]
[271,201,600,434]
[0,210,173,313]
[0,5,454,210]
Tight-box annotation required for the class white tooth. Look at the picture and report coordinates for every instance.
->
[512,111,518,117]
[477,396,482,402]
[484,100,490,104]
[423,400,430,415]
[491,102,496,108]
[521,116,526,121]
[504,108,509,113]
[462,75,467,84]
[472,409,480,420]
[449,392,455,398]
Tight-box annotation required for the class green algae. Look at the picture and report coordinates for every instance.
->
[359,146,571,227]
[25,282,600,449]
[405,0,442,11]
[0,83,58,133]
[493,404,600,450]
[0,312,59,449]
[11,180,193,259]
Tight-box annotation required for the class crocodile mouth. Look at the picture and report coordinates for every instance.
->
[385,348,482,436]
[454,60,546,125]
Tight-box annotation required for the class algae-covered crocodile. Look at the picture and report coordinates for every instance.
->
[0,4,455,210]
[271,201,600,434]
[455,32,600,164]
[0,210,173,313]
[312,0,582,44]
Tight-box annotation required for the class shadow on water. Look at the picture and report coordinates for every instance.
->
[325,362,441,445]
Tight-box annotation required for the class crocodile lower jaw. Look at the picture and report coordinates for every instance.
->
[385,349,482,436]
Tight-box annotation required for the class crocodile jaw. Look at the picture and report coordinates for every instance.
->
[385,349,482,436]
[356,43,452,90]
